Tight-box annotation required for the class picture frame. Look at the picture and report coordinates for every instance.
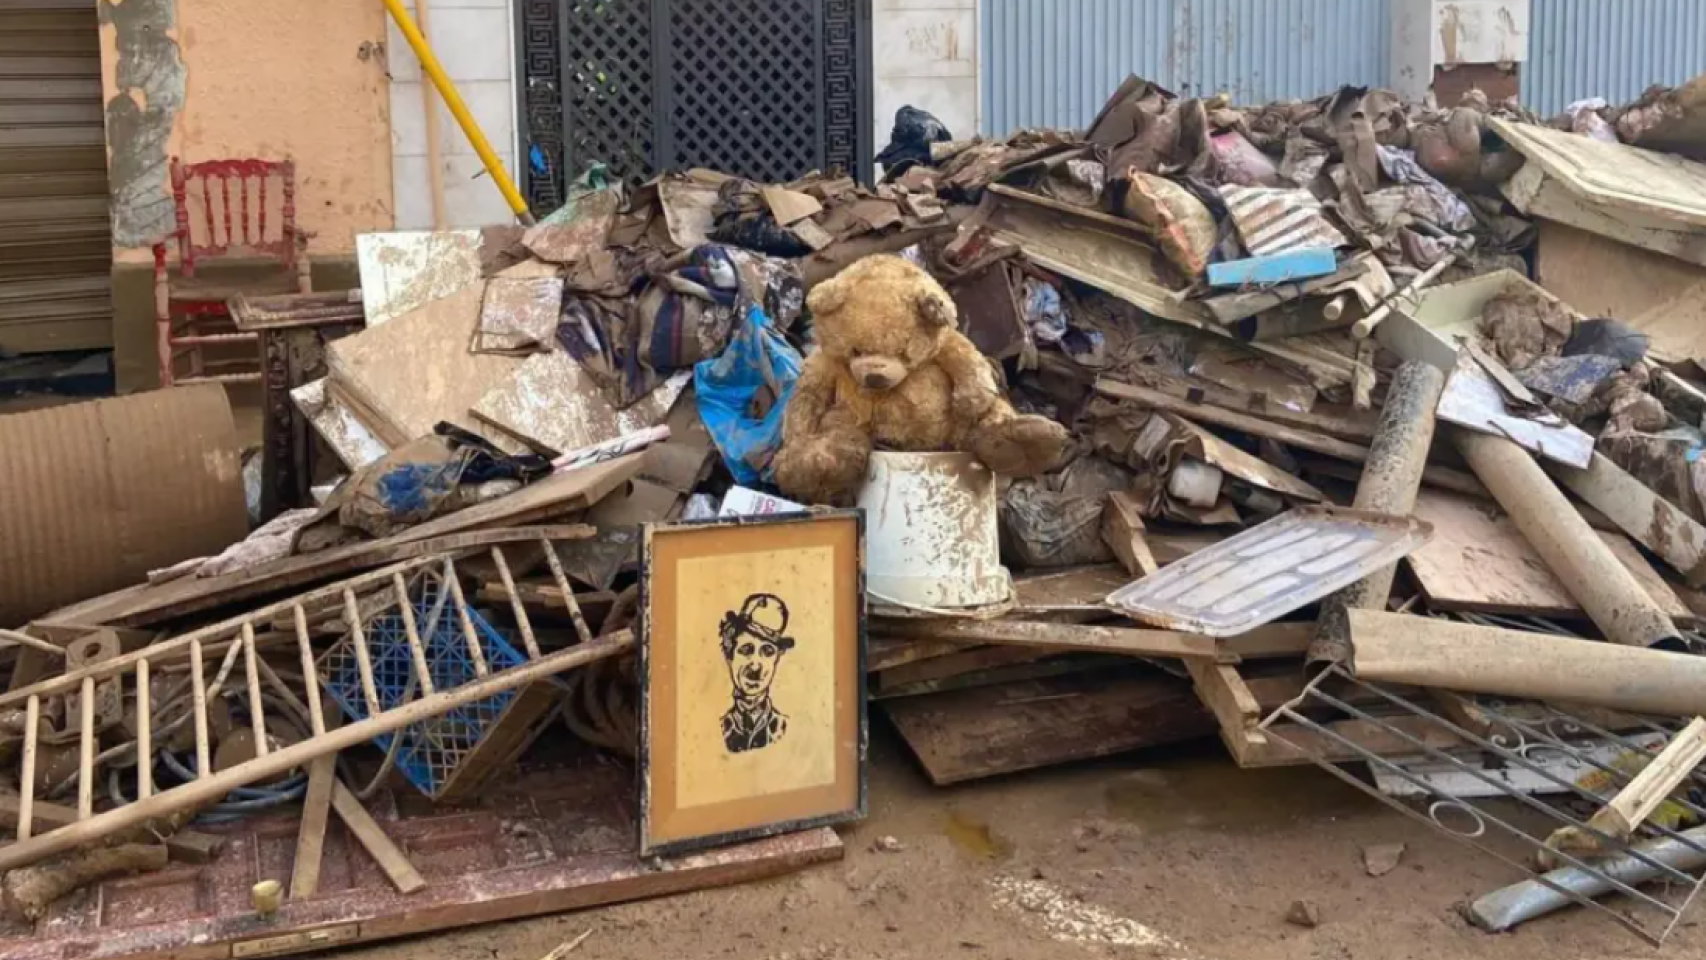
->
[638,509,867,856]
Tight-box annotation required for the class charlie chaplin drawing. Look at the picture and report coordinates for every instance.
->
[718,593,795,753]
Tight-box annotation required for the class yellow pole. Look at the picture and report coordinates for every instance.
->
[382,0,535,225]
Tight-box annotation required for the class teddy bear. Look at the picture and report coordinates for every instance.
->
[772,254,1070,505]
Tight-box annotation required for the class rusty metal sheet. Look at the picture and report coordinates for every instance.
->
[1104,506,1434,636]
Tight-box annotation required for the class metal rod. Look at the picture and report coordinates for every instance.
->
[445,566,488,676]
[136,658,152,800]
[189,639,211,778]
[393,573,436,697]
[19,695,39,840]
[295,605,326,737]
[0,627,69,657]
[0,631,634,873]
[490,547,540,659]
[1269,706,1672,943]
[344,589,383,716]
[240,622,269,757]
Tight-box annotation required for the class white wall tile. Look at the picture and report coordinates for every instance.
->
[391,79,515,159]
[441,152,519,227]
[385,5,512,83]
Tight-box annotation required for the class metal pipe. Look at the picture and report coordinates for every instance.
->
[1350,610,1706,717]
[381,0,534,225]
[1310,361,1445,668]
[1469,824,1706,933]
[1451,428,1681,649]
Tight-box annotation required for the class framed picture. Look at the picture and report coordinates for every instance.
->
[638,510,866,856]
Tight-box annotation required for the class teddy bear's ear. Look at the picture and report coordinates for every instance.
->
[807,275,849,317]
[915,289,956,330]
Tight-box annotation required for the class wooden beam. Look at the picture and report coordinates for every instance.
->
[1587,717,1706,839]
[289,755,338,899]
[1101,492,1158,579]
[0,795,223,863]
[330,781,426,894]
[877,619,1218,659]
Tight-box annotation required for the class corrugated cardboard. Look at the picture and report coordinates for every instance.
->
[0,385,246,625]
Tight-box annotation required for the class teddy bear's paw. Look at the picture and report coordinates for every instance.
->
[972,416,1070,477]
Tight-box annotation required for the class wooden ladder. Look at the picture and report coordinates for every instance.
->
[0,537,629,873]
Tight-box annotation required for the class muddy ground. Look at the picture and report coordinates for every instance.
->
[340,727,1703,960]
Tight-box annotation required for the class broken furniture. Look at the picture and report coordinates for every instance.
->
[153,158,310,388]
[0,544,626,874]
[228,289,367,520]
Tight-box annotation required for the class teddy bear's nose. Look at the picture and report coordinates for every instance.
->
[863,373,887,388]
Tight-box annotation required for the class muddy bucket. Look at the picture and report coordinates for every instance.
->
[856,451,1012,611]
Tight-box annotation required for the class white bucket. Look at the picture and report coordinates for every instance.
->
[856,451,1012,610]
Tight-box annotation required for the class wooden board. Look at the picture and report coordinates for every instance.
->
[472,352,687,457]
[1407,490,1691,620]
[1534,221,1706,365]
[327,283,523,448]
[43,460,635,630]
[1491,117,1706,229]
[0,760,841,960]
[882,666,1217,785]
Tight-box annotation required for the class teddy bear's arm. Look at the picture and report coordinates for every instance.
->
[781,352,842,440]
[932,332,1006,424]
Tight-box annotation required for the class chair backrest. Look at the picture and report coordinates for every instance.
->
[170,158,297,273]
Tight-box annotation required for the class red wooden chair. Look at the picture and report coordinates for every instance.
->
[153,158,311,387]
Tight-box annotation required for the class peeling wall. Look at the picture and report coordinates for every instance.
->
[100,0,395,260]
[99,0,184,248]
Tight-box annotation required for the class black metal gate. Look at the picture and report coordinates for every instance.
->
[519,0,872,215]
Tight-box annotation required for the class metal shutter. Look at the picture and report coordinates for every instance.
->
[0,0,112,354]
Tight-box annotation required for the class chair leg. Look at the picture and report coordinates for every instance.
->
[154,277,174,389]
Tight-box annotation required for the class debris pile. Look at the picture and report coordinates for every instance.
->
[11,70,1706,954]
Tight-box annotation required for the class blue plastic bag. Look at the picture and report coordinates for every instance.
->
[694,304,803,486]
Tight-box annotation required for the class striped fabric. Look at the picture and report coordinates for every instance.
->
[1220,184,1348,257]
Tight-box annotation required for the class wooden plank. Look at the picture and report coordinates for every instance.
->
[325,284,521,448]
[46,521,607,631]
[1586,717,1706,839]
[867,635,964,673]
[288,755,338,899]
[0,761,840,960]
[882,667,1216,784]
[17,695,37,840]
[871,644,1054,690]
[471,350,685,457]
[1102,491,1159,578]
[1534,221,1706,365]
[0,795,222,864]
[876,619,1219,659]
[329,781,426,895]
[1407,490,1692,620]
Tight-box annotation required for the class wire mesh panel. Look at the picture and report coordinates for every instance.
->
[528,0,871,199]
[662,0,823,181]
[561,0,657,186]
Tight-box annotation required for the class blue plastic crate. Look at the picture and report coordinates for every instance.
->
[319,577,529,799]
